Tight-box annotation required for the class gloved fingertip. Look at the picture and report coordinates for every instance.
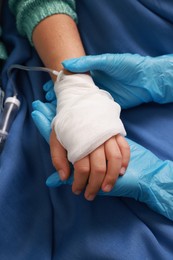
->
[63,56,99,72]
[31,111,36,118]
[31,110,42,120]
[45,91,55,101]
[31,111,42,121]
[32,100,41,110]
[43,80,54,92]
[46,173,61,187]
[31,110,42,125]
[62,59,78,70]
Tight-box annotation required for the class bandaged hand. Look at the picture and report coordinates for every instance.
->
[62,54,173,108]
[52,72,126,162]
[43,73,129,201]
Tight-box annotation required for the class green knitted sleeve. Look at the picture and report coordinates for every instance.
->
[8,0,77,44]
[0,27,7,61]
[0,41,7,61]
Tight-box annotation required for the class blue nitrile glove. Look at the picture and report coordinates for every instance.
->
[62,54,173,108]
[46,140,173,222]
[31,91,173,221]
[32,100,55,143]
[31,80,57,143]
[43,80,56,105]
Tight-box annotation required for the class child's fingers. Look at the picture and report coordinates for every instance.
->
[115,134,130,175]
[101,137,122,192]
[71,135,130,199]
[72,156,90,195]
[84,144,106,201]
[50,129,70,180]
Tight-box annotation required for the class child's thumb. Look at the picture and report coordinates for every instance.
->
[50,129,70,180]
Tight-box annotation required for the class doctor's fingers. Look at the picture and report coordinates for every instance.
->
[50,129,70,181]
[43,80,56,103]
[43,80,54,92]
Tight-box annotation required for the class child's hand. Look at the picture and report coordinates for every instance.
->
[50,129,130,201]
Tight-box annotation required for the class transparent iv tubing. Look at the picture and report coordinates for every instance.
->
[7,64,59,96]
[0,64,59,153]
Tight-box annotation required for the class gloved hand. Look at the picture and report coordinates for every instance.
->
[62,53,173,108]
[32,95,173,222]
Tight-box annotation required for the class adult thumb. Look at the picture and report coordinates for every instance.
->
[62,54,114,73]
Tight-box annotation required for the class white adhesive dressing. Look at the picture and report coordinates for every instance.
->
[52,73,126,163]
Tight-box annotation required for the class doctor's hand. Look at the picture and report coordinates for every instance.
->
[32,97,173,222]
[62,53,173,108]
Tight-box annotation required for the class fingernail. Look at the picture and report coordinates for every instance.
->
[86,194,95,201]
[73,190,82,195]
[120,167,126,175]
[59,170,66,180]
[32,100,40,109]
[103,184,112,192]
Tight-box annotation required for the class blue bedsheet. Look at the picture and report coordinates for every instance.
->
[0,1,173,259]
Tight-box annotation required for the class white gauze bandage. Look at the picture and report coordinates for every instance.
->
[52,72,126,164]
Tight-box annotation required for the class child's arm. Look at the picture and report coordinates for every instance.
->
[32,14,85,77]
[32,14,130,201]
